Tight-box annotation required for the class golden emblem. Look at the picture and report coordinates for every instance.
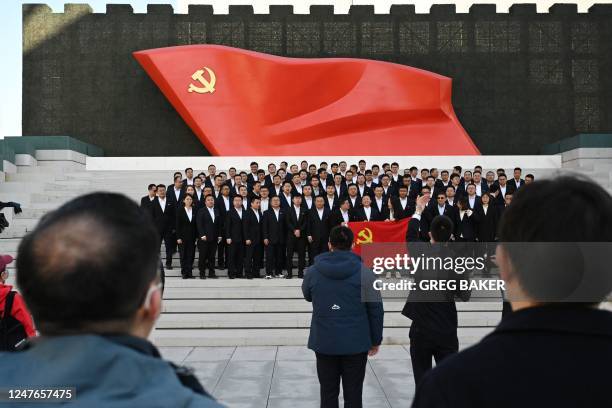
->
[356,228,373,245]
[188,67,216,94]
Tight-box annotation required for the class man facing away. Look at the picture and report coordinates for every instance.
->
[412,176,612,408]
[0,193,223,407]
[303,226,384,408]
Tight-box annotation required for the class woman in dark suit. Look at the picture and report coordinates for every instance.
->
[176,193,197,279]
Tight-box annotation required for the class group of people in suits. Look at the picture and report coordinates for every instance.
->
[140,161,531,279]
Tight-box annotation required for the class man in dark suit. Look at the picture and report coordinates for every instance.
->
[196,195,222,279]
[465,183,482,211]
[151,184,175,270]
[350,195,382,221]
[378,175,396,200]
[140,184,157,210]
[225,196,245,279]
[424,192,458,229]
[243,197,263,279]
[323,185,338,212]
[494,174,516,208]
[508,167,525,190]
[328,198,351,230]
[391,185,415,220]
[264,163,277,188]
[279,182,294,209]
[167,176,185,208]
[262,196,285,279]
[455,197,478,242]
[307,196,330,260]
[246,161,259,187]
[332,173,347,199]
[412,176,612,408]
[346,184,362,209]
[285,195,308,279]
[181,167,195,188]
[371,186,388,219]
[403,194,464,385]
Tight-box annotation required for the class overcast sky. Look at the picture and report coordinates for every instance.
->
[1,0,607,137]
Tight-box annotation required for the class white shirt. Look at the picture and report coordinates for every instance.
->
[185,178,194,186]
[173,188,181,201]
[295,184,303,194]
[283,193,292,204]
[207,206,215,222]
[438,204,446,215]
[326,196,335,211]
[500,185,507,197]
[364,206,372,221]
[294,206,301,220]
[341,210,349,223]
[304,196,313,209]
[514,178,522,188]
[252,208,260,223]
[274,186,282,196]
[482,205,488,215]
[242,201,248,211]
[350,196,357,207]
[399,197,408,210]
[469,195,476,209]
[223,196,230,211]
[260,198,270,212]
[317,208,325,220]
[375,197,383,210]
[273,208,280,221]
[185,207,193,221]
[235,208,243,219]
[320,179,327,189]
[358,185,365,197]
[447,198,454,207]
[158,197,166,212]
[372,176,379,184]
[474,182,482,196]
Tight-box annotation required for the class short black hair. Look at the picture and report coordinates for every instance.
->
[17,193,159,335]
[499,176,612,303]
[185,167,193,172]
[250,161,258,166]
[156,184,166,190]
[147,184,156,190]
[329,226,353,251]
[430,215,453,242]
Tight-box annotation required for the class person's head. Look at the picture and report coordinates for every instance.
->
[453,165,462,175]
[365,170,373,182]
[445,185,455,199]
[371,164,380,175]
[185,167,193,179]
[194,176,203,188]
[429,215,453,243]
[278,169,286,179]
[268,163,276,173]
[205,194,215,208]
[504,192,513,206]
[260,186,269,198]
[420,169,429,179]
[280,161,288,170]
[382,163,390,172]
[339,198,350,211]
[252,181,261,193]
[402,176,411,187]
[430,168,439,179]
[358,160,366,171]
[292,173,301,185]
[299,170,308,182]
[292,194,302,207]
[182,193,194,208]
[374,186,383,198]
[326,184,336,196]
[513,167,522,179]
[232,195,243,209]
[472,171,481,184]
[0,255,14,284]
[497,176,612,307]
[320,161,328,170]
[251,196,261,210]
[250,161,258,173]
[398,185,408,198]
[271,196,281,209]
[185,185,195,196]
[420,186,431,199]
[301,160,308,170]
[348,184,357,197]
[463,170,472,183]
[345,170,353,181]
[498,173,507,186]
[331,163,339,173]
[310,176,320,187]
[457,197,468,210]
[319,168,328,180]
[221,184,230,197]
[173,176,182,189]
[525,174,534,184]
[290,164,298,174]
[496,168,505,176]
[466,183,476,196]
[173,171,182,180]
[328,226,354,252]
[309,164,317,175]
[203,186,212,196]
[380,174,390,186]
[436,192,447,206]
[315,196,325,209]
[426,175,435,188]
[486,171,495,183]
[17,193,161,337]
[273,174,282,186]
[450,173,460,186]
[339,161,347,172]
[147,184,157,197]
[282,181,292,194]
[240,172,248,183]
[334,173,342,185]
[481,192,491,205]
[410,166,418,177]
[208,164,216,176]
[441,170,449,182]
[156,184,166,198]
[474,165,482,173]
[361,195,371,207]
[239,185,248,197]
[257,169,266,181]
[391,162,399,173]
[214,174,223,187]
[303,185,312,197]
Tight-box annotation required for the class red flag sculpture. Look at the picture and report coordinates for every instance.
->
[133,45,479,156]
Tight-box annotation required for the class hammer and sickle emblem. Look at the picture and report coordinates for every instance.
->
[188,67,216,94]
[356,228,373,245]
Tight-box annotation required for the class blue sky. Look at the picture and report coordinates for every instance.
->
[0,0,177,137]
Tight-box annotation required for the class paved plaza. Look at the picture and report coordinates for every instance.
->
[159,344,435,408]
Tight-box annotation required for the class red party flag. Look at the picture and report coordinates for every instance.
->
[133,45,479,156]
[348,218,410,267]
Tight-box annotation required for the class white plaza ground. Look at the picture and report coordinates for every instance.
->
[1,150,611,407]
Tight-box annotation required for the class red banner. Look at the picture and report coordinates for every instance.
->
[133,45,479,156]
[348,219,410,267]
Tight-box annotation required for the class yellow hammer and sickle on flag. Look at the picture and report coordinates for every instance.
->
[356,228,373,245]
[188,67,216,94]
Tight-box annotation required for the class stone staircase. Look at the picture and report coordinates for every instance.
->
[1,161,611,347]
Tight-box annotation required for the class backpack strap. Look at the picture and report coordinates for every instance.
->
[2,291,16,321]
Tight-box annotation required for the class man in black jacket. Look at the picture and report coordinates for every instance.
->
[196,195,221,279]
[140,184,157,210]
[243,197,263,279]
[225,196,245,279]
[262,196,285,279]
[150,185,175,270]
[412,176,612,408]
[403,195,465,385]
[285,195,308,279]
[307,196,330,260]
